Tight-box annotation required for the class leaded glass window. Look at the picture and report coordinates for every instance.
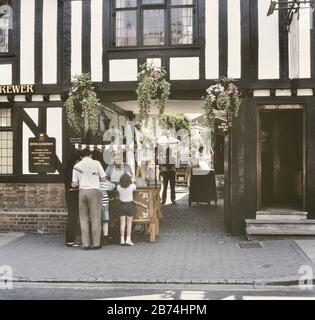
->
[0,108,13,175]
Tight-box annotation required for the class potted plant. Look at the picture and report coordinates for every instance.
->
[65,73,101,134]
[203,77,242,127]
[136,63,171,126]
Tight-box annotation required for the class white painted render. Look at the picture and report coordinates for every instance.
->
[47,108,62,165]
[43,0,58,84]
[298,5,311,78]
[146,58,162,68]
[22,108,38,175]
[20,0,35,84]
[71,0,82,78]
[170,57,199,80]
[228,0,241,79]
[0,64,12,84]
[258,0,279,79]
[109,59,138,82]
[205,0,219,79]
[275,89,292,96]
[253,90,271,97]
[91,0,103,82]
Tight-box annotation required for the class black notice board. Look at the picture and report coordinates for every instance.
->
[29,135,56,173]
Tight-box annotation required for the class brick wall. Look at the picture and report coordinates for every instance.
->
[0,183,67,233]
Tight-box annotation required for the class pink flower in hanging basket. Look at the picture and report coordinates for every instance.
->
[151,68,161,79]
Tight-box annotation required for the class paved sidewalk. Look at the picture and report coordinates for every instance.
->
[0,188,314,285]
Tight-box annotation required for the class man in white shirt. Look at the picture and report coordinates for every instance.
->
[72,149,106,249]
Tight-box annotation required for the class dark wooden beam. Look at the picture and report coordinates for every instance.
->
[219,0,228,77]
[35,0,43,85]
[82,0,91,74]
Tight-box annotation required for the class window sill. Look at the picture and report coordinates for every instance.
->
[107,45,201,52]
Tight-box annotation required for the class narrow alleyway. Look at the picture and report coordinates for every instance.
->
[0,187,314,284]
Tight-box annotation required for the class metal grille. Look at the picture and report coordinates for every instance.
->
[238,242,263,249]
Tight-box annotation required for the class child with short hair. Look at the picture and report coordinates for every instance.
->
[100,180,116,245]
[117,174,136,246]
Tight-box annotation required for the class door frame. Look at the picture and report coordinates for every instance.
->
[256,104,306,211]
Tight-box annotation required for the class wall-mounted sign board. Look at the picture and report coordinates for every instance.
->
[29,134,56,173]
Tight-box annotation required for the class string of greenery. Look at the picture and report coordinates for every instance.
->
[65,73,100,133]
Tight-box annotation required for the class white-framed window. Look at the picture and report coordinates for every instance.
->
[112,0,196,47]
[0,108,13,174]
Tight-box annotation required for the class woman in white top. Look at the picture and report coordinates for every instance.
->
[105,152,133,183]
[117,174,137,246]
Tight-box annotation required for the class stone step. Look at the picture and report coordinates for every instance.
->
[245,219,315,240]
[256,210,307,221]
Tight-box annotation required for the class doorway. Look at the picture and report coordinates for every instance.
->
[259,108,304,210]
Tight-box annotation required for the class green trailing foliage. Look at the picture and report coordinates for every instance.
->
[65,73,101,133]
[203,77,242,128]
[136,63,171,126]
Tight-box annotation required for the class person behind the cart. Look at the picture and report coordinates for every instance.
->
[160,146,176,205]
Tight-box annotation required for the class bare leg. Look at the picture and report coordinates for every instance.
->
[120,216,126,238]
[102,222,109,236]
[126,216,133,237]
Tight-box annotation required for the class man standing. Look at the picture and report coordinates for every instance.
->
[72,148,106,250]
[160,146,176,205]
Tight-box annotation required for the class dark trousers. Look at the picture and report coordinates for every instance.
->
[65,190,79,243]
[162,171,176,202]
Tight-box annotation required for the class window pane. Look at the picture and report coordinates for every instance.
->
[143,9,165,46]
[0,108,11,127]
[115,0,137,8]
[0,130,13,174]
[171,7,193,45]
[171,0,193,5]
[115,10,137,46]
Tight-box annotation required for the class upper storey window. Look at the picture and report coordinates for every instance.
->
[0,0,12,54]
[112,0,196,48]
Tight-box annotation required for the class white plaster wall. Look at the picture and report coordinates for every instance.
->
[47,108,62,169]
[298,6,311,78]
[170,57,199,80]
[109,59,138,82]
[91,0,103,82]
[43,0,58,84]
[146,58,161,68]
[205,0,219,79]
[0,64,12,84]
[20,0,35,84]
[228,0,241,79]
[289,14,300,78]
[71,1,82,78]
[22,108,38,174]
[258,0,279,79]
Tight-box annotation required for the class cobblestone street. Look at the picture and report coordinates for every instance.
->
[0,188,314,285]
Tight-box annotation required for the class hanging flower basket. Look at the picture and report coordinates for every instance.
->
[136,63,171,126]
[65,73,101,133]
[203,77,242,128]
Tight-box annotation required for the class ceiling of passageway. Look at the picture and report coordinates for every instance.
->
[115,100,204,116]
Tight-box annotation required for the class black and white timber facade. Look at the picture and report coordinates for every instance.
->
[0,0,315,236]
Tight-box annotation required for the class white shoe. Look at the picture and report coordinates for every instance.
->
[120,239,125,246]
[125,239,134,246]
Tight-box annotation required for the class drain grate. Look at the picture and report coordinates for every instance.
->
[238,241,263,249]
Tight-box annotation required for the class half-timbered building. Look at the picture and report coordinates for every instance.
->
[0,0,315,237]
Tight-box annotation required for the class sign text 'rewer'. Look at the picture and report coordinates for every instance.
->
[0,85,34,94]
